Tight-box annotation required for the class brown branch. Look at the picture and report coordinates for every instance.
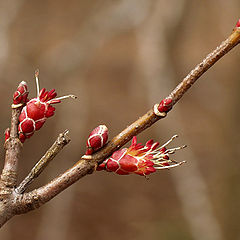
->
[15,160,95,214]
[16,130,71,194]
[168,27,240,104]
[1,107,23,188]
[15,110,162,212]
[0,105,23,227]
[1,21,240,227]
[14,26,240,213]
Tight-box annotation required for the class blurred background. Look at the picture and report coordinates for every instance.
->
[0,0,239,239]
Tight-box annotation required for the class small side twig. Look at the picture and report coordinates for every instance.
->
[16,130,71,194]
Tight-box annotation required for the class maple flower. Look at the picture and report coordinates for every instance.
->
[97,135,186,176]
[18,70,76,142]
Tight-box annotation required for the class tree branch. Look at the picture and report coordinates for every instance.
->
[168,27,240,104]
[1,107,23,187]
[0,105,24,227]
[1,21,240,227]
[15,24,240,213]
[16,130,71,194]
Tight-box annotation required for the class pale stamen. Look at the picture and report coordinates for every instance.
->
[139,136,186,159]
[154,160,186,170]
[53,95,77,101]
[159,134,178,149]
[35,69,40,97]
[165,145,187,154]
[152,158,178,165]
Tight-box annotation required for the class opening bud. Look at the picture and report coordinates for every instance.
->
[97,135,186,177]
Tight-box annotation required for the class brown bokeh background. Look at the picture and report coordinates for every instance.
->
[0,1,240,240]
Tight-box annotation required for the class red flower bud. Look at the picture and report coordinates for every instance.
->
[158,98,173,112]
[235,18,240,28]
[158,98,173,113]
[97,135,186,176]
[12,81,29,107]
[4,128,10,142]
[86,125,108,155]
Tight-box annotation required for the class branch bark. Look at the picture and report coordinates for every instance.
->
[0,22,240,228]
[2,108,23,187]
[168,27,240,104]
[0,106,23,227]
[15,25,240,214]
[16,130,71,194]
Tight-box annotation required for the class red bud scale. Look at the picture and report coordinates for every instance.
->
[12,81,29,108]
[4,128,10,143]
[86,125,108,155]
[235,18,240,28]
[158,98,173,113]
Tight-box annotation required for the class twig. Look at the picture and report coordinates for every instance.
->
[16,25,240,212]
[168,27,240,104]
[2,107,23,187]
[16,130,71,194]
[93,26,240,162]
[136,1,224,237]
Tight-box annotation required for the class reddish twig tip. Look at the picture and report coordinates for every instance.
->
[235,18,240,28]
[4,128,10,143]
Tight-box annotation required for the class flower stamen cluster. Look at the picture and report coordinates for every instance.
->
[97,135,186,176]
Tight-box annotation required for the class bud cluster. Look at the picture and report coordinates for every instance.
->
[10,71,76,143]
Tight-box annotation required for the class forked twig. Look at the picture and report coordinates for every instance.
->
[16,130,71,194]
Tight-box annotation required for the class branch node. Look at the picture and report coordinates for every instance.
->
[153,104,167,117]
[81,155,93,160]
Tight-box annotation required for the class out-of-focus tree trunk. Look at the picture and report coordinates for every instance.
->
[136,1,223,239]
